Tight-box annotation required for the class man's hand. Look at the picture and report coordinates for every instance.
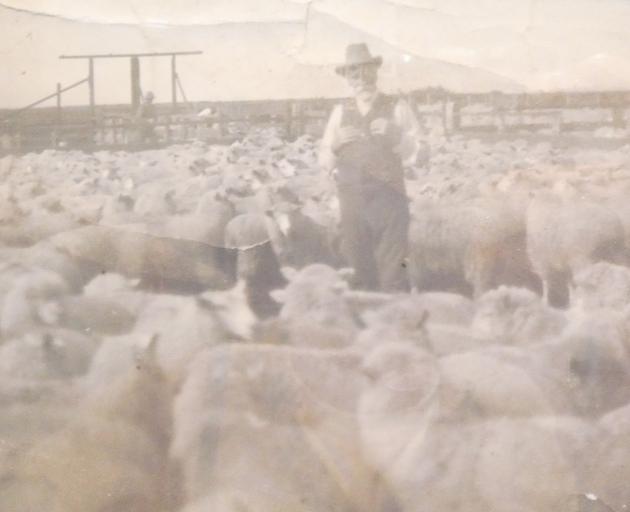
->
[370,118,401,142]
[332,126,362,153]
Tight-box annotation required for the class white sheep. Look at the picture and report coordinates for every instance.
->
[171,343,384,512]
[408,195,537,299]
[571,261,630,310]
[270,264,359,348]
[0,269,70,340]
[358,342,584,512]
[0,338,179,512]
[472,285,567,345]
[527,181,627,307]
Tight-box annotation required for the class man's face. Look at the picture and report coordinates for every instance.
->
[345,64,378,96]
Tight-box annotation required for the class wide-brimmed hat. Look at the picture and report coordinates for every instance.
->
[335,43,383,76]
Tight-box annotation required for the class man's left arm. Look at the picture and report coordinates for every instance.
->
[392,98,422,167]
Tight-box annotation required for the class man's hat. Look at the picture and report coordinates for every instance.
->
[335,43,383,77]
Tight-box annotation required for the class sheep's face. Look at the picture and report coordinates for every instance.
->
[198,281,256,341]
[566,335,630,416]
[236,247,264,279]
[472,286,541,341]
[360,343,440,417]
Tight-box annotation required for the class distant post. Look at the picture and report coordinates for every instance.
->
[88,57,95,121]
[285,100,293,139]
[130,56,141,112]
[171,55,177,112]
[56,82,62,125]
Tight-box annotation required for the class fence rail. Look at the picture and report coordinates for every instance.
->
[3,88,630,154]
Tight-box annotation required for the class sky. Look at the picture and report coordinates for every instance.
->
[2,0,630,108]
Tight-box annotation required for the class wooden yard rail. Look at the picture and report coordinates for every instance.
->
[3,87,630,154]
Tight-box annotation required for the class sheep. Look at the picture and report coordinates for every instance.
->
[266,199,343,269]
[355,296,432,351]
[40,224,237,294]
[0,328,99,382]
[571,261,630,310]
[0,381,81,496]
[84,281,254,392]
[526,181,627,307]
[408,195,538,299]
[171,343,392,512]
[51,294,137,336]
[0,337,181,512]
[558,310,630,416]
[81,272,150,317]
[585,403,630,512]
[475,308,630,417]
[358,342,584,512]
[0,207,81,248]
[99,192,138,225]
[132,184,177,220]
[0,268,70,340]
[354,290,483,357]
[162,191,236,248]
[269,264,359,348]
[438,348,569,418]
[224,213,287,319]
[472,285,567,345]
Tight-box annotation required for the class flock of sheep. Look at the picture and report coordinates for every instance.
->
[2,127,630,511]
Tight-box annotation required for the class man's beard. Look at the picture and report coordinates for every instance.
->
[355,83,378,100]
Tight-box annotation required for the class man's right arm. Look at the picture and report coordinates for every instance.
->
[318,104,343,173]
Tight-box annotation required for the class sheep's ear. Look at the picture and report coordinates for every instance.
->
[332,280,349,293]
[38,301,61,326]
[337,267,355,283]
[280,266,297,281]
[270,288,287,304]
[144,334,159,362]
[41,332,55,350]
[214,187,228,200]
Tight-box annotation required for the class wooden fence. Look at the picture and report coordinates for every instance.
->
[2,89,630,154]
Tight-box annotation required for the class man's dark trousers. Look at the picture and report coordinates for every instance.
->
[335,95,410,292]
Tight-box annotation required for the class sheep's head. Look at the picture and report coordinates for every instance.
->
[197,280,256,341]
[360,342,440,417]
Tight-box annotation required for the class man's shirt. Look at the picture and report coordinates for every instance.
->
[318,92,422,172]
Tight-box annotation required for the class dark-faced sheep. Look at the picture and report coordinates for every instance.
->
[224,213,287,319]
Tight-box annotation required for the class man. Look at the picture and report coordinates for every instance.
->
[135,91,157,144]
[319,43,421,292]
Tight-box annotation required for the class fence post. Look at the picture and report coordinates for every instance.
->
[55,82,62,147]
[171,55,177,113]
[451,99,461,132]
[88,58,95,120]
[285,100,293,139]
[130,56,141,112]
[56,83,62,124]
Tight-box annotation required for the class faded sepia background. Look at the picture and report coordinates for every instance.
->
[3,3,630,512]
[2,0,630,107]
